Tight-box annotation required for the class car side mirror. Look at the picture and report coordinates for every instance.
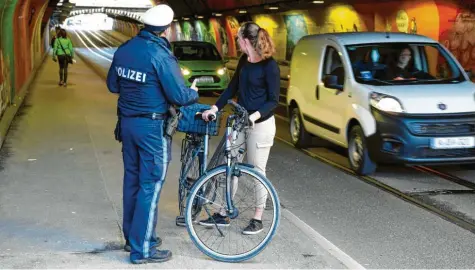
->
[324,75,343,91]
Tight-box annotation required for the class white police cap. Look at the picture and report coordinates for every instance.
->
[142,4,174,31]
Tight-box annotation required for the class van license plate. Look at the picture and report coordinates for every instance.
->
[430,137,475,149]
[196,76,214,84]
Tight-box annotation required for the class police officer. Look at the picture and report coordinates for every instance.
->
[106,4,199,264]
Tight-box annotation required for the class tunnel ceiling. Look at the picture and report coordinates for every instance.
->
[155,0,402,18]
[49,0,421,22]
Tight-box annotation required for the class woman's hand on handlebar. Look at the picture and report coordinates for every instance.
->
[202,105,218,122]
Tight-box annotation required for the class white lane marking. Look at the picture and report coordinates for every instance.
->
[75,30,114,58]
[86,30,115,49]
[73,29,112,63]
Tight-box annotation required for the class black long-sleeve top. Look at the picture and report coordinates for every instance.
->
[215,54,280,123]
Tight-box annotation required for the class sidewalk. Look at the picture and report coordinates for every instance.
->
[0,53,348,268]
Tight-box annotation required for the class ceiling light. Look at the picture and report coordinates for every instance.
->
[312,0,324,3]
[213,13,222,17]
[197,15,204,19]
[238,9,247,14]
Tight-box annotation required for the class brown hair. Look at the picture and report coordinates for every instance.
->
[58,29,67,39]
[238,22,275,59]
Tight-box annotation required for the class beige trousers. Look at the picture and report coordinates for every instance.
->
[232,116,276,209]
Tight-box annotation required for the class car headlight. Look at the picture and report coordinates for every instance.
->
[370,92,405,113]
[217,67,226,76]
[181,67,191,76]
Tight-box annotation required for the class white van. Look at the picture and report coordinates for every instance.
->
[286,32,475,175]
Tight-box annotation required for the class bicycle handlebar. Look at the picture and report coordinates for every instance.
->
[227,100,248,117]
[195,112,216,122]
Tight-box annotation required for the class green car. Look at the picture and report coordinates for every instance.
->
[171,41,230,93]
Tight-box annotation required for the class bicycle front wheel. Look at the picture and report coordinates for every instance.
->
[185,164,280,262]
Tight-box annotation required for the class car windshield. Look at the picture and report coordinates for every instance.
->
[173,43,222,61]
[345,43,465,85]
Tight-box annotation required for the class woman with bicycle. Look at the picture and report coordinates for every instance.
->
[52,29,74,87]
[201,21,280,235]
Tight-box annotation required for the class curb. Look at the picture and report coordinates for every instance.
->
[0,50,49,149]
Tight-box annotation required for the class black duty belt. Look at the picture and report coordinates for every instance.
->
[126,113,167,120]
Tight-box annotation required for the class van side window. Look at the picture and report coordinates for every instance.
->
[322,47,345,86]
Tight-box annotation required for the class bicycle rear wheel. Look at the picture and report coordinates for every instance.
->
[185,164,280,262]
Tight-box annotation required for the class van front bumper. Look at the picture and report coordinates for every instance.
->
[367,108,475,165]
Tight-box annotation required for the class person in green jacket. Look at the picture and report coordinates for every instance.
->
[53,29,74,87]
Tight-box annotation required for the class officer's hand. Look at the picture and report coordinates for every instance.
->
[191,79,198,91]
[202,105,218,122]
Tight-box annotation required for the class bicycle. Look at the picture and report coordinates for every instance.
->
[176,100,281,262]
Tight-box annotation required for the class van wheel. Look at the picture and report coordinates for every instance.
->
[348,125,377,175]
[290,107,311,148]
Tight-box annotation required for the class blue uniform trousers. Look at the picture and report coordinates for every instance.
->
[120,117,171,261]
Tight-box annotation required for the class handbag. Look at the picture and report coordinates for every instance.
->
[58,39,73,64]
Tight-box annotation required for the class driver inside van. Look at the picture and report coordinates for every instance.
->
[381,46,418,80]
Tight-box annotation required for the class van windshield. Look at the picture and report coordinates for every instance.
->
[173,43,222,61]
[345,43,465,85]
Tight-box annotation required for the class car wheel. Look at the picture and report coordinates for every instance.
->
[348,125,377,175]
[290,107,311,148]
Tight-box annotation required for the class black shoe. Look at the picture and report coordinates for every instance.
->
[176,215,198,227]
[124,237,162,252]
[242,219,263,235]
[199,213,230,227]
[131,249,172,264]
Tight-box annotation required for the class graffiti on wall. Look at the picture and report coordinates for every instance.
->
[224,16,240,57]
[439,10,475,72]
[0,48,11,118]
[113,0,474,74]
[284,14,308,61]
[0,2,12,118]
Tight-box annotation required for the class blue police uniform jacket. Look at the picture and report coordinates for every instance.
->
[106,29,199,117]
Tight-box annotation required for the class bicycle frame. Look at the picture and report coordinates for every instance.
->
[182,103,248,219]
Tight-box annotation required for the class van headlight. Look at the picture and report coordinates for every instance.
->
[181,67,191,76]
[370,92,405,113]
[217,67,226,76]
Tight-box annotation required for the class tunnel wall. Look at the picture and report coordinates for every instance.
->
[112,20,140,38]
[0,0,49,136]
[113,0,475,73]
